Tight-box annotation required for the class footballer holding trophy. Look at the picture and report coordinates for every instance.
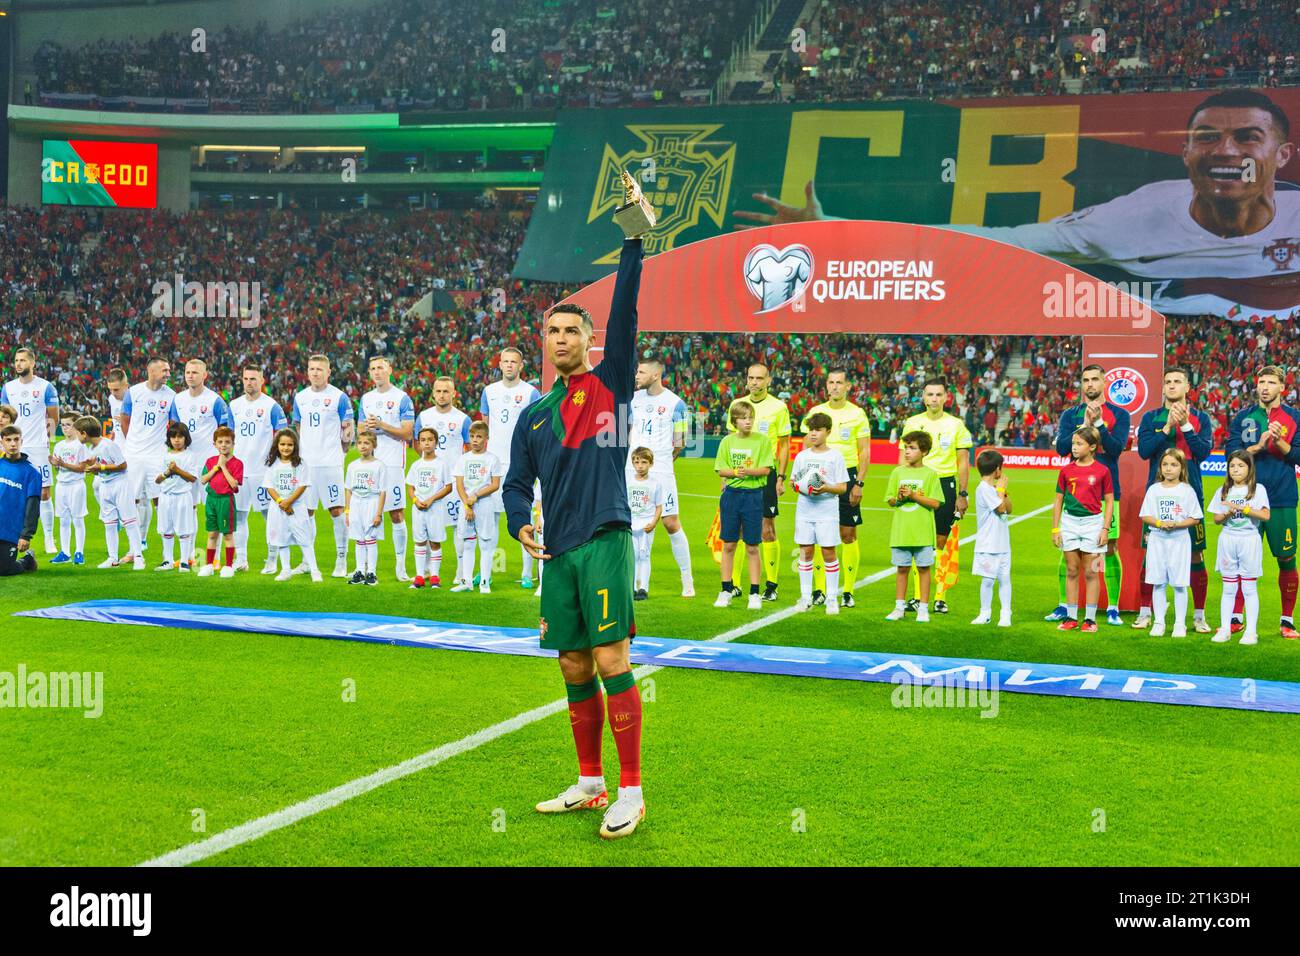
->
[503,171,655,839]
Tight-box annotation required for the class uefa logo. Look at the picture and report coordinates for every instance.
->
[1104,367,1148,411]
[743,243,813,314]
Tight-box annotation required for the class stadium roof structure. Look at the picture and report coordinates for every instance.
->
[6,104,557,151]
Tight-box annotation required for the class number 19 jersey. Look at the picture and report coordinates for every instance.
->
[293,385,354,467]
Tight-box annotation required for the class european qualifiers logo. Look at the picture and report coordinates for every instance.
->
[150,274,263,329]
[587,124,737,264]
[744,243,814,313]
[1104,367,1149,413]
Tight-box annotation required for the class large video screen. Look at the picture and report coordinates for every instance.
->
[41,139,158,208]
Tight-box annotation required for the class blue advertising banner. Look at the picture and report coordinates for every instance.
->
[16,601,1299,714]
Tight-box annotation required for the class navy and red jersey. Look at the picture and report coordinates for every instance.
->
[1055,402,1131,499]
[504,239,641,557]
[1136,405,1213,501]
[1226,403,1300,509]
[1057,459,1114,517]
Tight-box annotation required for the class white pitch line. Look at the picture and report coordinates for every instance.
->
[138,501,1053,867]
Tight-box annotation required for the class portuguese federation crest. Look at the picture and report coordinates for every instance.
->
[588,124,736,265]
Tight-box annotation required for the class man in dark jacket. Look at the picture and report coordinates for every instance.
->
[0,426,42,576]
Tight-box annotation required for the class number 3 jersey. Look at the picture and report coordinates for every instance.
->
[481,380,541,468]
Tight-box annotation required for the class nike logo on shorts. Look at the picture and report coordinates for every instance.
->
[598,620,618,632]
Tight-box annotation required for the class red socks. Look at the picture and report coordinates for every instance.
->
[1281,568,1299,619]
[225,546,235,567]
[565,680,605,778]
[1190,565,1208,612]
[206,547,216,565]
[604,671,642,788]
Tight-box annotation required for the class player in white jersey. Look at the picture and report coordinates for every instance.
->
[77,416,145,570]
[416,375,472,586]
[2,347,60,553]
[625,356,695,596]
[117,357,176,558]
[971,450,1013,627]
[480,348,542,588]
[229,365,289,572]
[790,413,850,614]
[105,368,129,429]
[627,447,664,600]
[361,356,416,580]
[737,90,1300,320]
[49,411,89,563]
[291,354,355,578]
[173,359,233,505]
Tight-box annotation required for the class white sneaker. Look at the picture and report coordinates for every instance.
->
[197,564,216,577]
[132,557,146,570]
[396,569,411,582]
[534,585,542,597]
[1171,624,1188,638]
[794,597,812,612]
[232,561,250,572]
[45,539,58,555]
[971,612,993,625]
[1150,621,1166,637]
[747,593,762,610]
[310,570,323,582]
[1240,633,1258,645]
[713,591,733,608]
[535,782,608,814]
[97,558,116,569]
[826,600,840,616]
[916,606,930,623]
[1211,628,1232,643]
[1193,618,1213,634]
[885,607,905,621]
[599,790,646,840]
[261,563,279,575]
[479,583,492,594]
[219,566,235,579]
[331,560,349,579]
[155,561,176,572]
[450,582,474,593]
[998,613,1012,627]
[291,563,307,577]
[1131,612,1152,630]
[681,580,695,598]
[275,570,294,582]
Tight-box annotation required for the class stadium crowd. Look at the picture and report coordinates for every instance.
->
[779,0,1300,101]
[25,0,1300,113]
[4,202,1296,449]
[30,0,753,113]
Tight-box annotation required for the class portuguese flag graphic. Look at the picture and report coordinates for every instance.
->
[42,140,158,209]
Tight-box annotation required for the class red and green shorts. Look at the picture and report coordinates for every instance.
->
[204,491,237,534]
[539,525,635,652]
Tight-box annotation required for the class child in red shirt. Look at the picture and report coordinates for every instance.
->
[198,426,243,578]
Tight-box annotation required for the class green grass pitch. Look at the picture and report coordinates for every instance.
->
[2,455,1298,866]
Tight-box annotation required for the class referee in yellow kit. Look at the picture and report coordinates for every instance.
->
[900,378,972,614]
[726,363,791,601]
[801,368,871,608]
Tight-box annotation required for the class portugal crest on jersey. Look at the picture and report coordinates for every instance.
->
[1262,238,1300,272]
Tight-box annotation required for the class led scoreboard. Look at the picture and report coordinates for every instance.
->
[41,140,158,208]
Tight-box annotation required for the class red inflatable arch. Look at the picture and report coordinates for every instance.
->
[544,220,1166,610]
